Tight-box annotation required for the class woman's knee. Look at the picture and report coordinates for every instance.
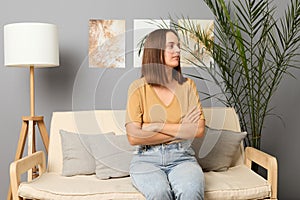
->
[130,165,173,200]
[175,182,204,200]
[169,162,205,200]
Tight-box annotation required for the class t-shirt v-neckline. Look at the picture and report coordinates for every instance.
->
[150,85,177,108]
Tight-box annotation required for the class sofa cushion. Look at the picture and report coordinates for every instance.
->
[204,165,271,200]
[192,126,247,172]
[18,172,145,200]
[87,134,135,180]
[59,130,114,176]
[18,165,270,200]
[48,110,127,174]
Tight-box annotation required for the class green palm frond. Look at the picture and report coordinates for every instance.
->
[174,0,300,149]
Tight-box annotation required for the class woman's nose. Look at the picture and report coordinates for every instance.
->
[174,45,180,53]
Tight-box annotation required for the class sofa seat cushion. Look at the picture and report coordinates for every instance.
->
[205,165,271,200]
[18,172,145,200]
[18,165,270,200]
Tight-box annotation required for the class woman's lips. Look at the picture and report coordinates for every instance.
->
[173,56,180,60]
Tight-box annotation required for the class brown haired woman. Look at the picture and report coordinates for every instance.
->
[125,29,205,200]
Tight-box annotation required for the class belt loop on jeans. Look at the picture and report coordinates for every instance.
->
[177,142,182,150]
[144,145,150,151]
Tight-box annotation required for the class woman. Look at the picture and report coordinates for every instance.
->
[125,29,205,200]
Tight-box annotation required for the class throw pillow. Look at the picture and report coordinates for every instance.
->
[59,130,114,176]
[87,134,135,180]
[192,126,247,172]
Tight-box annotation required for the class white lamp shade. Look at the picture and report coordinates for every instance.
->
[4,22,59,68]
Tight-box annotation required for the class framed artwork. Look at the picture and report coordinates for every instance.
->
[89,19,125,68]
[177,19,214,67]
[133,19,170,68]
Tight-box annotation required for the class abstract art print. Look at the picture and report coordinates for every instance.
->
[89,19,125,68]
[177,19,214,67]
[133,19,170,68]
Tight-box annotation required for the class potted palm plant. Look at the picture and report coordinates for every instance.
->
[172,0,300,150]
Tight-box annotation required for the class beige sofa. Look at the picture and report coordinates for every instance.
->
[10,107,278,200]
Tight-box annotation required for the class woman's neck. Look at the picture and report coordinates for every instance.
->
[165,66,174,83]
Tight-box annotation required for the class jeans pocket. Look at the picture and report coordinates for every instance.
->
[188,147,196,155]
[182,147,195,156]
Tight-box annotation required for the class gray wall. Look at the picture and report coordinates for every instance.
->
[0,0,298,199]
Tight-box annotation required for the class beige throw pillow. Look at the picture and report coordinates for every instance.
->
[59,130,114,176]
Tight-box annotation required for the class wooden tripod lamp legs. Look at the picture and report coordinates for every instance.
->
[7,116,49,200]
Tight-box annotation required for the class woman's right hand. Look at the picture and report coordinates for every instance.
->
[182,106,201,124]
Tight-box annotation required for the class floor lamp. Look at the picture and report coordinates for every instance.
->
[4,22,59,200]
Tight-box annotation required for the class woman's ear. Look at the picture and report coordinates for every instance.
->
[160,50,164,64]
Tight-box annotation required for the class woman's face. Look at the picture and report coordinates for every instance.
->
[164,31,180,67]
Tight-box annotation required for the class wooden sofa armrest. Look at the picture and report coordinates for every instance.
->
[10,151,46,200]
[244,147,278,200]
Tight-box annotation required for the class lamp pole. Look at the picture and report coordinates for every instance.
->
[30,65,35,117]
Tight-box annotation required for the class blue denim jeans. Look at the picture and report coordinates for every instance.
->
[130,141,204,200]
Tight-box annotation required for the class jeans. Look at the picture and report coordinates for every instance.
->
[130,141,204,200]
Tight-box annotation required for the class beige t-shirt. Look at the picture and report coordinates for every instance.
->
[126,77,205,126]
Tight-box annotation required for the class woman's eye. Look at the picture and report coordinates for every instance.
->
[166,43,180,50]
[167,44,174,49]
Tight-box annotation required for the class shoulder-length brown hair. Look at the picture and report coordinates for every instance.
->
[141,29,186,85]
